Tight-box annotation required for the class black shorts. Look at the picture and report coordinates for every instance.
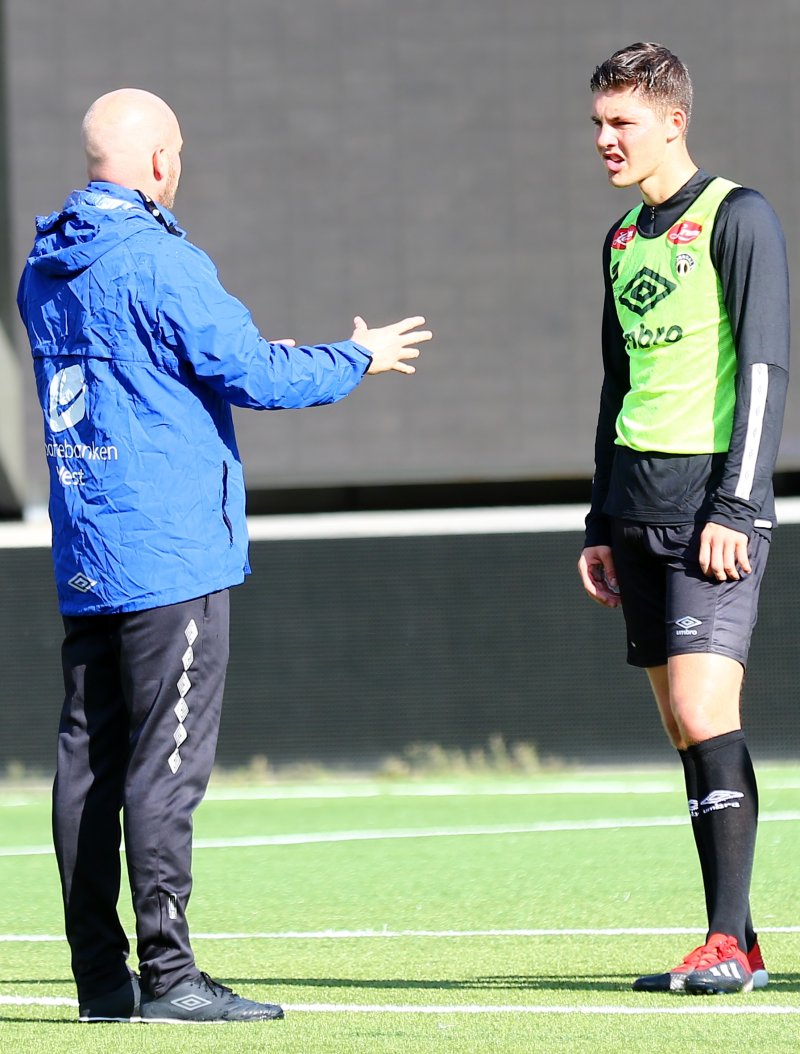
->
[610,519,770,669]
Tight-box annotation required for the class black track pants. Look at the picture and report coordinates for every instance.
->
[53,590,230,1000]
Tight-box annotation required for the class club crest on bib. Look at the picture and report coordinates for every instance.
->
[674,252,696,278]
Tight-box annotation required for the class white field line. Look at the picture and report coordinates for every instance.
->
[0,995,78,1007]
[8,773,800,807]
[3,994,800,1016]
[3,925,800,943]
[203,781,683,800]
[0,784,683,808]
[3,810,800,859]
[201,775,800,800]
[1,783,684,807]
[287,1003,800,1016]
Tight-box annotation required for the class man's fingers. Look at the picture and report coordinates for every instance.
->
[359,315,430,375]
[578,550,621,609]
[384,319,430,342]
[709,546,738,581]
[737,541,752,575]
[394,316,426,333]
[401,329,432,345]
[699,524,750,581]
[723,544,740,579]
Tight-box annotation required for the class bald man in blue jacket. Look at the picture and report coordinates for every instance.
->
[18,87,430,1025]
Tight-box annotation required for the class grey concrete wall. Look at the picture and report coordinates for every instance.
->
[0,324,24,511]
[6,1,800,506]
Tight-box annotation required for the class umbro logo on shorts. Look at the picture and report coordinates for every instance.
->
[675,615,702,636]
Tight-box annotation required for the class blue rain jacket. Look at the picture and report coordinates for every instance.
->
[17,182,372,615]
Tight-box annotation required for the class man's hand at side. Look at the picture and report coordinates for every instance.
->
[698,522,751,581]
[578,544,621,608]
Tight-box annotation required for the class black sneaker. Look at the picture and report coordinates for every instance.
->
[140,972,284,1023]
[78,974,141,1022]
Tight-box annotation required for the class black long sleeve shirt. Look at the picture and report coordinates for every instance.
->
[584,169,790,548]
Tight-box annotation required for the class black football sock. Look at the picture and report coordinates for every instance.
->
[687,730,759,953]
[679,748,714,922]
[679,748,758,952]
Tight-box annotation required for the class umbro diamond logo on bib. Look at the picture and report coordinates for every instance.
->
[619,267,676,317]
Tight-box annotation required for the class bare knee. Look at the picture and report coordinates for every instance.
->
[668,653,744,745]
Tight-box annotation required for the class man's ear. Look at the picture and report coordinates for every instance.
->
[666,107,689,143]
[152,145,168,183]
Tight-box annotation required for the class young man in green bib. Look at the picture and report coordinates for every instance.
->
[578,42,789,994]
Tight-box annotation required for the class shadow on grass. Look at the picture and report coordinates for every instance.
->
[0,1016,79,1024]
[11,972,800,993]
[215,972,800,994]
[4,971,800,1023]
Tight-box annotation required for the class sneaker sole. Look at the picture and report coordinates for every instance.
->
[79,1015,142,1023]
[141,1016,284,1024]
[685,975,754,995]
[633,970,767,995]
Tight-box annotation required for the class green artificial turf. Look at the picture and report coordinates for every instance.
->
[2,767,799,1053]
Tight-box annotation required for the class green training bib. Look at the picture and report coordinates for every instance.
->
[610,177,739,453]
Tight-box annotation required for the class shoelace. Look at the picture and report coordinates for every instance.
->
[198,972,236,998]
[677,944,708,969]
[692,936,739,969]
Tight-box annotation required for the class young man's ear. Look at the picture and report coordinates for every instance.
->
[666,107,689,142]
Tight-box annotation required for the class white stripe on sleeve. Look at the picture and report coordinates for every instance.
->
[734,363,769,501]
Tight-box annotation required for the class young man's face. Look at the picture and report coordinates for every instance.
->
[591,87,678,194]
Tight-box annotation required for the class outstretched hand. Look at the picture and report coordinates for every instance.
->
[352,315,432,375]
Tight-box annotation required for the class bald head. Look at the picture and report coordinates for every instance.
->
[82,88,183,208]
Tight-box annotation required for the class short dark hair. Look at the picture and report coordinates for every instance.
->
[590,42,693,123]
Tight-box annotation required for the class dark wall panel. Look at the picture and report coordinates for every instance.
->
[2,524,798,774]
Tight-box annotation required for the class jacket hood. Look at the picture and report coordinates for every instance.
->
[27,182,183,277]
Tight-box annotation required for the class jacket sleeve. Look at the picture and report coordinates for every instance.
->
[154,239,372,409]
[705,188,790,534]
[584,224,630,548]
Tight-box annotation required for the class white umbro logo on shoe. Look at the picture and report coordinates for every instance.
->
[170,994,213,1011]
[700,789,744,813]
